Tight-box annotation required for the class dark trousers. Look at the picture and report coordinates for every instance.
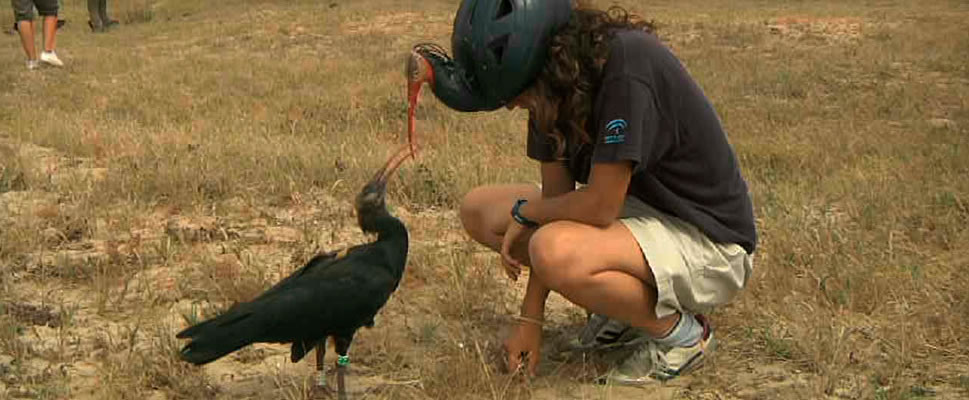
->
[88,0,112,28]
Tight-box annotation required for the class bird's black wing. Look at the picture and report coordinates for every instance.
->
[253,263,399,345]
[253,244,365,301]
[177,264,398,365]
[177,241,401,365]
[176,250,344,342]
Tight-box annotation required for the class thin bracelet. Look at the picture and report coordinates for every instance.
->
[514,315,544,326]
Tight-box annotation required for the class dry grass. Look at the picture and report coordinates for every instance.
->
[1,0,967,398]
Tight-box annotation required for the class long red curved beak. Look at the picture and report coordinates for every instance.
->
[374,144,413,185]
[406,51,434,158]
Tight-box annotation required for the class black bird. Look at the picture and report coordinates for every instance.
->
[176,146,412,399]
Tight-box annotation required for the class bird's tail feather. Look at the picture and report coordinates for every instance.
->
[177,310,262,365]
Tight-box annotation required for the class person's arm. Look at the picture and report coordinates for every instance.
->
[517,64,661,229]
[519,161,633,228]
[518,161,575,317]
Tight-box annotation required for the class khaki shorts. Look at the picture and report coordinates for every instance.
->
[618,195,753,318]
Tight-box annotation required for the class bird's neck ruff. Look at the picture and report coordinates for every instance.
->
[368,213,409,276]
[360,211,406,239]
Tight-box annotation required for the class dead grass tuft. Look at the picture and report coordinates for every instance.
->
[119,0,156,24]
[92,322,217,399]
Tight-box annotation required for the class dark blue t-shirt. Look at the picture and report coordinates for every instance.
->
[527,30,757,254]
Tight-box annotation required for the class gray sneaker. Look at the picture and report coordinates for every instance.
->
[602,314,716,385]
[567,313,648,352]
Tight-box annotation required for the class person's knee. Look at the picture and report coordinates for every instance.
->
[528,223,584,291]
[459,187,491,241]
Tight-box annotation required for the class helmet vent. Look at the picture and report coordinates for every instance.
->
[495,0,513,20]
[488,34,510,63]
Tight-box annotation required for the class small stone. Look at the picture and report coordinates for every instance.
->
[165,216,218,242]
[927,118,956,130]
[0,354,14,370]
[41,227,63,242]
[264,226,302,243]
[9,386,35,398]
[146,390,167,400]
[70,361,99,377]
[31,249,110,272]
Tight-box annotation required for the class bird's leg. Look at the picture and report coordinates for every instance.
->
[315,341,327,388]
[334,336,353,400]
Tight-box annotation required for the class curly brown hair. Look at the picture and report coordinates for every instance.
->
[526,5,656,158]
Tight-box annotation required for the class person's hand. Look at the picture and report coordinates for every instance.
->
[504,319,543,376]
[500,219,530,281]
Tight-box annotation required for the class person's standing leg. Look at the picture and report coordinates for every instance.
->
[12,0,38,69]
[56,0,64,29]
[87,0,103,31]
[16,20,37,65]
[41,15,56,51]
[100,0,117,28]
[37,0,62,67]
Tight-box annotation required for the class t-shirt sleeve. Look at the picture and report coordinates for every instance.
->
[526,114,559,162]
[591,76,664,172]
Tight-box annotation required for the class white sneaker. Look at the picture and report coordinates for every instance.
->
[26,60,40,70]
[39,51,64,67]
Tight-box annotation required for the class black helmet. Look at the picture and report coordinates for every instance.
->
[414,0,573,112]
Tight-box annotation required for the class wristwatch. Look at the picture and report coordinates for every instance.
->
[511,199,539,228]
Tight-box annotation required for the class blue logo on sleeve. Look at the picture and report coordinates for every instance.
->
[604,119,627,144]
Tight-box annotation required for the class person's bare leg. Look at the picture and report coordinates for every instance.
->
[461,185,679,336]
[42,15,56,51]
[528,220,679,337]
[460,184,541,265]
[17,20,37,60]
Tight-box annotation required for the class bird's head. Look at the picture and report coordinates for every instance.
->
[404,47,436,158]
[354,145,412,233]
[406,48,435,108]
